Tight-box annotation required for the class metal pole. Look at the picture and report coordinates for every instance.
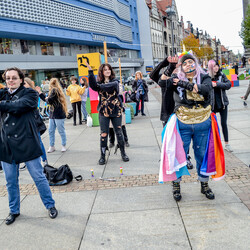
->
[103,41,108,63]
[171,16,174,56]
[118,58,122,85]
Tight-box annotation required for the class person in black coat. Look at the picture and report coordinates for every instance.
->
[208,60,232,152]
[132,71,148,116]
[0,67,58,225]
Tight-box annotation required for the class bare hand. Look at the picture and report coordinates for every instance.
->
[85,61,92,70]
[173,78,179,85]
[168,55,179,64]
[35,86,42,94]
[193,84,198,93]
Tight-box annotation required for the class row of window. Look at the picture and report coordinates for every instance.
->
[0,38,139,59]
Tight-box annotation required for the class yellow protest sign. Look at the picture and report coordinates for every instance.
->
[77,52,101,76]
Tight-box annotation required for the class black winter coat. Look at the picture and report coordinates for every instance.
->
[211,71,231,110]
[0,86,42,164]
[132,79,149,102]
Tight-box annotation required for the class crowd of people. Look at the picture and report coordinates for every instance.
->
[0,53,248,225]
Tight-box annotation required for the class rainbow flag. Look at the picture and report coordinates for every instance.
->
[200,113,225,180]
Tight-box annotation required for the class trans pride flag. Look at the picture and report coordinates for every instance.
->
[159,114,190,182]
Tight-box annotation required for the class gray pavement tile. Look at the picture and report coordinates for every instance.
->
[233,152,250,166]
[20,191,97,218]
[180,203,250,250]
[0,215,87,250]
[80,209,190,250]
[177,181,241,207]
[92,185,177,214]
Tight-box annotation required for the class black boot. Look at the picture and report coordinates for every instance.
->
[201,182,215,200]
[114,144,129,162]
[172,181,182,201]
[99,152,106,165]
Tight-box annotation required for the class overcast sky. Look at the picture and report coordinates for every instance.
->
[175,0,244,54]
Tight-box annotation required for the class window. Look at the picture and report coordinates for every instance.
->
[169,35,171,43]
[20,40,36,55]
[60,43,71,56]
[40,42,54,55]
[164,31,167,41]
[131,18,133,26]
[135,20,138,28]
[136,33,139,41]
[0,38,13,54]
[132,32,135,40]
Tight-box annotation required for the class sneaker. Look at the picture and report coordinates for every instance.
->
[47,146,55,153]
[19,164,26,171]
[224,144,233,152]
[61,146,67,152]
[48,207,58,219]
[240,96,246,100]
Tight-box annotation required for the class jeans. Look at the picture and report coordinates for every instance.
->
[177,118,211,182]
[99,115,124,153]
[1,157,55,214]
[213,106,228,142]
[38,132,47,162]
[81,101,88,120]
[49,118,66,147]
[109,125,128,143]
[136,94,145,115]
[72,101,82,124]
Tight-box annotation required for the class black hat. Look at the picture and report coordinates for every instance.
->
[180,53,195,64]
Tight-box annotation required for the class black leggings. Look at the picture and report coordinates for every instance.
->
[109,125,128,143]
[213,106,229,142]
[72,101,82,124]
[99,115,124,152]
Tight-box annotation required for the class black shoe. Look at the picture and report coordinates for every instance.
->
[134,113,138,116]
[48,207,58,219]
[172,181,182,201]
[121,153,129,162]
[109,142,115,148]
[5,213,20,225]
[141,113,146,116]
[125,141,130,147]
[79,121,83,125]
[73,123,76,126]
[99,154,106,165]
[201,182,215,200]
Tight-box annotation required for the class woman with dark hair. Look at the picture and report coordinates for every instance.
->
[132,71,148,116]
[0,67,57,225]
[208,60,232,152]
[86,62,129,165]
[66,76,85,126]
[162,52,216,201]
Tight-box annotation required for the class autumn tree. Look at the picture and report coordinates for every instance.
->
[181,34,202,58]
[203,45,214,60]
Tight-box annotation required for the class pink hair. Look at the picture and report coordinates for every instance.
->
[177,55,207,84]
[208,60,216,78]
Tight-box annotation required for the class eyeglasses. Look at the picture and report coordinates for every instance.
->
[5,77,20,81]
[182,60,195,67]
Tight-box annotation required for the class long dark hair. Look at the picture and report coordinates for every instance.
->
[97,63,115,83]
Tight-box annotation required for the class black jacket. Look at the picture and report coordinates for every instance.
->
[166,73,212,111]
[211,71,231,110]
[0,86,42,164]
[132,79,149,102]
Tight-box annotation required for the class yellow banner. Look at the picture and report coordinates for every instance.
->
[77,52,101,76]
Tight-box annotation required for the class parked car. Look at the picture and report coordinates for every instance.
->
[124,76,135,85]
[143,74,154,85]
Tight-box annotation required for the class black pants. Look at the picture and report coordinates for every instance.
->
[99,115,124,152]
[213,106,229,142]
[109,125,128,143]
[136,94,145,115]
[72,101,82,124]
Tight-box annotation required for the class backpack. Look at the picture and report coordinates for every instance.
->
[44,164,82,186]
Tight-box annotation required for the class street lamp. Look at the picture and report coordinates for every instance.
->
[166,5,176,56]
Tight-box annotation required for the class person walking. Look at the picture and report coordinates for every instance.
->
[208,60,232,152]
[66,76,85,126]
[79,77,89,123]
[0,67,58,225]
[132,71,148,116]
[87,62,129,165]
[241,69,250,101]
[164,52,215,201]
[36,78,68,153]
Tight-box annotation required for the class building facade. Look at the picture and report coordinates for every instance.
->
[0,0,143,84]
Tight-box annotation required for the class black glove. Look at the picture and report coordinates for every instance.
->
[163,63,177,77]
[149,57,170,82]
[177,81,194,91]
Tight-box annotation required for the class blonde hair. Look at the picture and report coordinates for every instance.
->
[49,78,68,115]
[135,71,143,81]
[24,77,35,89]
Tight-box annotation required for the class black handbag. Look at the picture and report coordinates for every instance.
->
[44,164,82,186]
[130,92,136,102]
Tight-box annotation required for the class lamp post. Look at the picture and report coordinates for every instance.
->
[166,5,176,56]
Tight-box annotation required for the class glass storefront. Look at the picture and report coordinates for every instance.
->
[0,38,13,54]
[40,42,54,55]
